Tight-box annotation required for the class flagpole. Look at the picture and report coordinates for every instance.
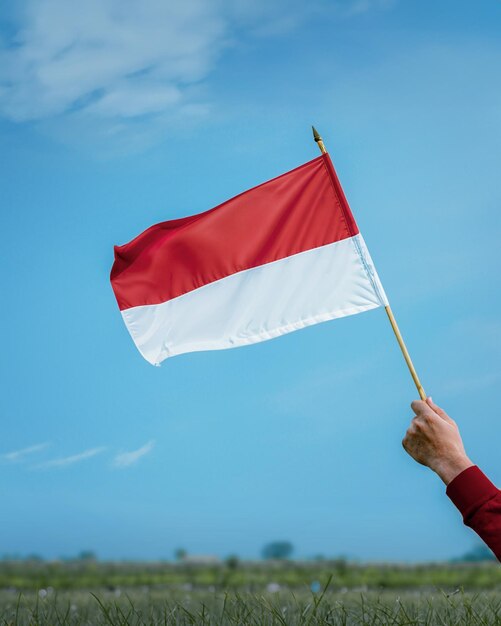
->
[312,126,427,400]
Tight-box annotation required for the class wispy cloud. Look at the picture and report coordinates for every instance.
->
[0,0,227,123]
[1,442,50,463]
[34,446,106,469]
[0,0,396,150]
[113,440,155,468]
[344,0,396,16]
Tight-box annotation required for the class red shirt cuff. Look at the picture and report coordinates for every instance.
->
[446,465,499,521]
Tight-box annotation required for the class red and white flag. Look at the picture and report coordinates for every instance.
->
[111,153,388,365]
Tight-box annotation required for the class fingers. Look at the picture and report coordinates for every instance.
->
[403,417,422,445]
[402,429,413,450]
[411,399,434,417]
[410,398,454,424]
[426,397,453,423]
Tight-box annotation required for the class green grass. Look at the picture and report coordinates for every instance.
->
[1,561,500,625]
[2,588,501,625]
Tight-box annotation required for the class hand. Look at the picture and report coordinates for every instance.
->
[402,397,473,485]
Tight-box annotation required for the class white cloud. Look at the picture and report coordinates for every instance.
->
[0,0,397,154]
[0,0,396,130]
[0,0,228,122]
[34,446,106,469]
[345,0,396,16]
[1,442,50,463]
[113,440,155,468]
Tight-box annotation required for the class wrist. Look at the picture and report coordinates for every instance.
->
[433,455,474,485]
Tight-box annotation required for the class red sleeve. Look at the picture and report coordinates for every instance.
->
[446,465,501,561]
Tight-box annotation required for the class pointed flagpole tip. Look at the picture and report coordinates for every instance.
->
[312,125,327,154]
[312,126,321,142]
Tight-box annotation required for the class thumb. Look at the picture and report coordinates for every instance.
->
[426,396,453,423]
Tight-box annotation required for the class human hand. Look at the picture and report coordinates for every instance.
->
[402,398,473,485]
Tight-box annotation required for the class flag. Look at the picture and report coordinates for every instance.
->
[110,153,388,365]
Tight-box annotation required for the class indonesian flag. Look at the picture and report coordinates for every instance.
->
[111,153,388,365]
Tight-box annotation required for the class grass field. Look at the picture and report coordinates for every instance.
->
[1,560,500,625]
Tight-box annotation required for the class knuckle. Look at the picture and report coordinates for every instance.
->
[413,419,426,433]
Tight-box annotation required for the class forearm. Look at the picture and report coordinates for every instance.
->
[447,466,501,562]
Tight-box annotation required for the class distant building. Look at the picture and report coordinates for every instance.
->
[180,554,221,565]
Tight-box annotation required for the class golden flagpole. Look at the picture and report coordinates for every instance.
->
[312,126,427,400]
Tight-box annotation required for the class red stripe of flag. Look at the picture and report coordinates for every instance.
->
[111,154,359,311]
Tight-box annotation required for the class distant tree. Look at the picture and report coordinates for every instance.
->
[262,541,294,560]
[1,553,21,561]
[25,554,43,562]
[456,544,496,562]
[333,558,348,575]
[78,550,97,562]
[225,554,239,570]
[174,548,187,561]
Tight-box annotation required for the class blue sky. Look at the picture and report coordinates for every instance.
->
[1,0,501,562]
